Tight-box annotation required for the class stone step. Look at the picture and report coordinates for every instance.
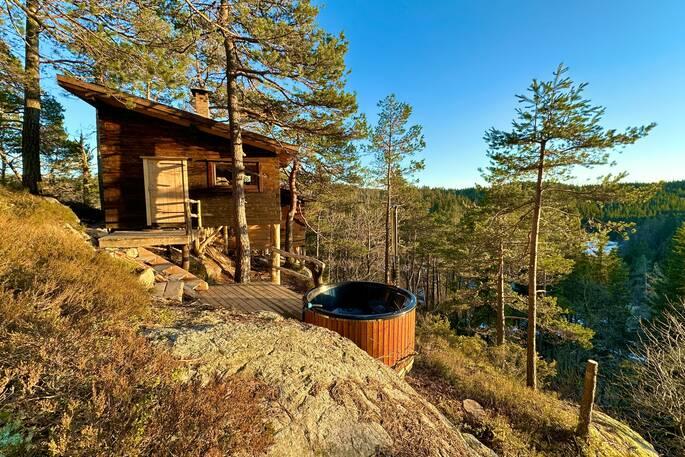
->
[163,280,184,302]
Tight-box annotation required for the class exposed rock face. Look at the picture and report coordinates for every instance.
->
[148,310,477,457]
[592,411,659,457]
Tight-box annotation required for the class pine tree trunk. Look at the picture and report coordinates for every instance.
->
[496,240,505,345]
[1,149,6,184]
[366,225,372,276]
[22,0,41,195]
[221,1,250,282]
[79,134,90,205]
[392,204,399,285]
[527,143,546,389]
[285,157,299,265]
[315,213,321,258]
[384,161,392,284]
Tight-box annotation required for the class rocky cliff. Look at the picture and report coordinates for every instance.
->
[147,308,479,457]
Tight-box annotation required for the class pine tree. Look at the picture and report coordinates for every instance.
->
[0,41,22,184]
[655,222,685,310]
[179,0,358,282]
[1,0,194,193]
[369,94,425,285]
[20,0,41,193]
[484,64,654,389]
[284,133,363,263]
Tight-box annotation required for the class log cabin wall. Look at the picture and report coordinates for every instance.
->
[97,104,281,248]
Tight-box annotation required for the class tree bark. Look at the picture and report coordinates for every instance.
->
[392,204,399,285]
[285,157,300,265]
[384,160,392,284]
[79,134,91,205]
[526,142,546,389]
[22,0,41,194]
[496,240,505,345]
[221,0,250,282]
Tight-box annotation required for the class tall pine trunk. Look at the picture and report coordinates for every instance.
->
[384,160,392,284]
[22,0,41,194]
[79,134,90,205]
[285,157,299,264]
[221,1,250,282]
[496,240,505,345]
[526,143,546,389]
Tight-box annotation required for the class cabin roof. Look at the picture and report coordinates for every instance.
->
[56,75,298,165]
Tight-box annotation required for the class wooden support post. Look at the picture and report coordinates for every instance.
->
[576,359,598,439]
[181,244,190,271]
[271,223,281,285]
[222,225,229,254]
[191,229,201,257]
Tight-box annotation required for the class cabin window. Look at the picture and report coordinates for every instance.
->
[208,161,261,192]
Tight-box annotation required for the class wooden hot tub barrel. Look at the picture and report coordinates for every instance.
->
[302,282,416,368]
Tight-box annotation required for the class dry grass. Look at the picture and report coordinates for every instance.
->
[0,188,274,456]
[411,315,651,457]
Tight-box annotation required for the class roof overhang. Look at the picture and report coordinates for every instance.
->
[57,75,298,166]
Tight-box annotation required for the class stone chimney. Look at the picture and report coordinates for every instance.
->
[190,87,210,117]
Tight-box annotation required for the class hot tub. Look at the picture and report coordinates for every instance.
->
[303,281,416,368]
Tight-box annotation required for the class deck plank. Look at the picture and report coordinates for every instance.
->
[199,283,302,319]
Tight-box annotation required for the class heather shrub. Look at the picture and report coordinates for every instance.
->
[0,188,274,455]
[413,314,652,456]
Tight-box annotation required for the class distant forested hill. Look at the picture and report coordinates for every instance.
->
[581,180,685,221]
[416,186,476,214]
[432,180,685,221]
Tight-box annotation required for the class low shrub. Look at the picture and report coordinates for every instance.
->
[0,188,274,455]
[412,314,651,456]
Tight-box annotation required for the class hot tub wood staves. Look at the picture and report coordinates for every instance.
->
[303,307,416,367]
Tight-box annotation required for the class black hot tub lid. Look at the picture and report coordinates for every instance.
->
[303,281,417,320]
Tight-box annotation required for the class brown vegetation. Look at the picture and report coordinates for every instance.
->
[0,188,273,456]
[410,315,657,457]
[621,301,685,455]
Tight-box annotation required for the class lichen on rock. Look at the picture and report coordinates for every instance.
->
[147,309,480,457]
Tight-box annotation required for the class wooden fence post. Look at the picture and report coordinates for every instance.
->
[271,223,281,285]
[576,359,598,439]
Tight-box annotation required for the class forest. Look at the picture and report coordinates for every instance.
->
[1,0,684,455]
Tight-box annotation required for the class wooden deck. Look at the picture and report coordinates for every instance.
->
[98,229,190,248]
[199,283,303,320]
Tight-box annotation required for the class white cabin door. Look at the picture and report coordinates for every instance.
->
[142,158,189,227]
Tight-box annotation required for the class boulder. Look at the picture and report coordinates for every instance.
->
[135,266,156,289]
[183,284,199,299]
[163,279,184,302]
[462,433,498,457]
[463,399,487,423]
[152,282,167,298]
[147,311,477,457]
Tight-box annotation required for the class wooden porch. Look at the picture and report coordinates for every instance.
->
[199,282,303,320]
[98,229,191,248]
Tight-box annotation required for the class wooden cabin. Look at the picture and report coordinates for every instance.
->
[57,75,304,255]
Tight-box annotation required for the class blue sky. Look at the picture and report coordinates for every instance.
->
[56,0,685,189]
